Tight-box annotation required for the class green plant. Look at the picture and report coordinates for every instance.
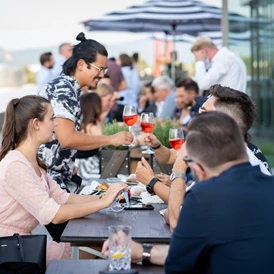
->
[102,120,128,150]
[153,118,178,148]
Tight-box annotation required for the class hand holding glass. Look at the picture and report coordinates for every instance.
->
[123,105,137,147]
[141,112,155,154]
[169,128,184,151]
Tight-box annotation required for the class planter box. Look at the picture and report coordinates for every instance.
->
[99,149,131,179]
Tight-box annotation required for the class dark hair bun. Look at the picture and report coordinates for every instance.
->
[76,32,86,42]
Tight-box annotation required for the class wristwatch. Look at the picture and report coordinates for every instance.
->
[142,243,153,265]
[170,172,186,182]
[146,178,160,194]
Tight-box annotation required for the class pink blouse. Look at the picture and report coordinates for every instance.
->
[0,150,71,264]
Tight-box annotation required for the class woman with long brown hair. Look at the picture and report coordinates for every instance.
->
[0,95,127,266]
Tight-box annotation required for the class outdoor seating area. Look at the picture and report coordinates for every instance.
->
[0,0,274,274]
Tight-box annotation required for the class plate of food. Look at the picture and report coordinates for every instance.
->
[89,180,109,192]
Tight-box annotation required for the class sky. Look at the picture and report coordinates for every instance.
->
[0,0,249,64]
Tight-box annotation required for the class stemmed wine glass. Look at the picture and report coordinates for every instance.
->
[123,105,137,147]
[140,112,155,154]
[169,128,184,153]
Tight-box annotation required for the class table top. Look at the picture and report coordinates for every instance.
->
[46,260,165,274]
[61,204,171,246]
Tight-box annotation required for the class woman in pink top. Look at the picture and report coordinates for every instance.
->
[0,95,127,265]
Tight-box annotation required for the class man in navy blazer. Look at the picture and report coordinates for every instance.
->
[102,111,274,274]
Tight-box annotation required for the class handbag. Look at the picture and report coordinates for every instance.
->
[0,233,46,274]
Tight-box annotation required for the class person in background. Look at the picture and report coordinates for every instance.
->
[38,32,133,194]
[138,82,157,117]
[191,36,247,94]
[0,95,127,266]
[51,42,72,78]
[152,75,176,121]
[36,52,55,93]
[107,58,127,92]
[172,78,199,129]
[103,111,274,274]
[114,53,141,121]
[132,52,139,70]
[75,93,103,184]
[96,82,115,123]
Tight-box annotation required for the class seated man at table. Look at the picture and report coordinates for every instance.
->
[103,111,274,274]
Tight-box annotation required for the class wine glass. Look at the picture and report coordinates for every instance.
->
[123,105,137,147]
[169,128,184,153]
[140,112,155,154]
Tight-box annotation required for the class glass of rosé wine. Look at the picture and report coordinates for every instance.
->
[123,105,137,147]
[169,128,184,153]
[140,112,155,154]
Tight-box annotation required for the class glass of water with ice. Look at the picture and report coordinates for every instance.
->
[108,225,131,271]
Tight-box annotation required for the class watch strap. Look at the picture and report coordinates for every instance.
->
[146,178,160,194]
[170,172,187,182]
[142,243,153,265]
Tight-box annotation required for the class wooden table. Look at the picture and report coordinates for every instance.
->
[61,204,171,246]
[46,259,165,274]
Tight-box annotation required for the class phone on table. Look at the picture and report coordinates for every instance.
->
[124,204,154,210]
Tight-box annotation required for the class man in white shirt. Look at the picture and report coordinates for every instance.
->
[51,42,72,78]
[36,52,55,93]
[191,36,247,93]
[152,75,176,120]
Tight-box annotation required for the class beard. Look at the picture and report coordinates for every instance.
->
[190,168,200,182]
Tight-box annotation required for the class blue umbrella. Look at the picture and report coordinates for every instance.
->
[83,0,254,80]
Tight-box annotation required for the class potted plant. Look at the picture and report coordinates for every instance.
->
[100,120,131,178]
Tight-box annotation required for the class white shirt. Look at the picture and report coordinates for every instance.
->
[194,47,247,93]
[51,53,66,78]
[36,67,53,93]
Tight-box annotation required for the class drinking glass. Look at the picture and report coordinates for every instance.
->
[169,128,184,152]
[123,105,137,147]
[140,112,155,154]
[108,225,132,271]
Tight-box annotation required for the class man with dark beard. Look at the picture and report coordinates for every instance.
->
[172,78,199,129]
[103,112,274,274]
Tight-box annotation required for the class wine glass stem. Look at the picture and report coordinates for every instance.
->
[128,126,132,133]
[147,133,152,150]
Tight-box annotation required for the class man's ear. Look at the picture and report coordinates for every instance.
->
[77,59,86,71]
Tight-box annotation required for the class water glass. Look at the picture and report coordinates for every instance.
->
[108,225,131,271]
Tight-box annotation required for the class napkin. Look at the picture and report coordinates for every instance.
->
[140,192,164,204]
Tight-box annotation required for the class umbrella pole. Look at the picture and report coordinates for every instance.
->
[171,24,176,82]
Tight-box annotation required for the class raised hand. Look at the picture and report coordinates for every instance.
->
[135,157,154,186]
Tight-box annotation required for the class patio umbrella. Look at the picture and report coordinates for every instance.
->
[83,0,254,80]
[152,31,251,47]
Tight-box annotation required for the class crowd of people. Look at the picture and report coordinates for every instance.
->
[0,31,273,273]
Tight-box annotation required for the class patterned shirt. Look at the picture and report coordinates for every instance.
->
[38,75,81,190]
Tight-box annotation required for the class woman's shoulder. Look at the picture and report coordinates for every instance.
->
[0,151,30,175]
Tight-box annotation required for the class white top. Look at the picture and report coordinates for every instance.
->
[36,66,53,93]
[194,47,247,93]
[118,66,140,107]
[51,53,66,78]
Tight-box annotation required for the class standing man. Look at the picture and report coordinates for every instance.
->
[38,32,132,193]
[191,36,247,93]
[36,52,55,93]
[52,42,72,78]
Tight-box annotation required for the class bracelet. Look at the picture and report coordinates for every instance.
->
[152,143,161,150]
[142,243,153,265]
